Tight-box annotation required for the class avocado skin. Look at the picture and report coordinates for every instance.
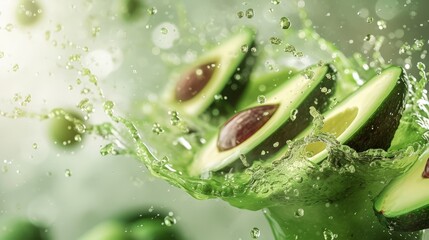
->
[204,40,258,120]
[375,204,429,232]
[346,68,407,152]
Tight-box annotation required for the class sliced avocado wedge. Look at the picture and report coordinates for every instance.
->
[189,64,335,175]
[295,66,407,164]
[164,27,256,117]
[374,147,429,231]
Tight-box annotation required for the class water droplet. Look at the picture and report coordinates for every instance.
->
[65,169,72,177]
[377,20,387,30]
[241,44,249,53]
[152,123,164,135]
[91,26,101,37]
[270,37,282,45]
[417,62,426,71]
[294,208,304,217]
[366,17,374,23]
[239,154,250,167]
[257,95,266,104]
[290,109,298,121]
[280,17,291,29]
[295,176,303,183]
[5,23,14,32]
[284,43,296,53]
[32,143,38,149]
[271,0,280,5]
[164,215,176,226]
[245,9,254,18]
[293,189,300,196]
[12,64,19,72]
[147,7,157,15]
[0,51,4,58]
[303,70,315,79]
[168,110,181,126]
[364,34,373,41]
[160,27,168,34]
[237,11,244,18]
[323,229,338,240]
[250,227,261,239]
[293,51,303,57]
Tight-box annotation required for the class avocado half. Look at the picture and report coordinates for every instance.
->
[189,64,335,175]
[374,148,429,231]
[295,66,408,164]
[164,27,256,117]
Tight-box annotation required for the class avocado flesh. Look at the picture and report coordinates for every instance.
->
[164,27,256,117]
[284,66,407,164]
[189,64,335,175]
[237,67,297,108]
[374,148,429,231]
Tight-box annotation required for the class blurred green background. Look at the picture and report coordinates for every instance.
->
[0,0,428,239]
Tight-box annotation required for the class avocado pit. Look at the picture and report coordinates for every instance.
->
[217,104,279,151]
[175,62,217,101]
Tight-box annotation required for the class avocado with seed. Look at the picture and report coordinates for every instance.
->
[164,27,256,119]
[189,64,336,175]
[374,148,429,231]
[267,66,407,166]
[304,66,407,163]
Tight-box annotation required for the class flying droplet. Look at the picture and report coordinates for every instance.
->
[147,7,157,15]
[257,95,266,104]
[152,123,164,135]
[294,208,304,217]
[65,169,72,177]
[270,37,282,45]
[377,20,387,30]
[164,216,177,226]
[250,227,261,239]
[364,34,373,41]
[245,9,254,18]
[280,17,291,29]
[237,11,244,18]
[366,17,374,23]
